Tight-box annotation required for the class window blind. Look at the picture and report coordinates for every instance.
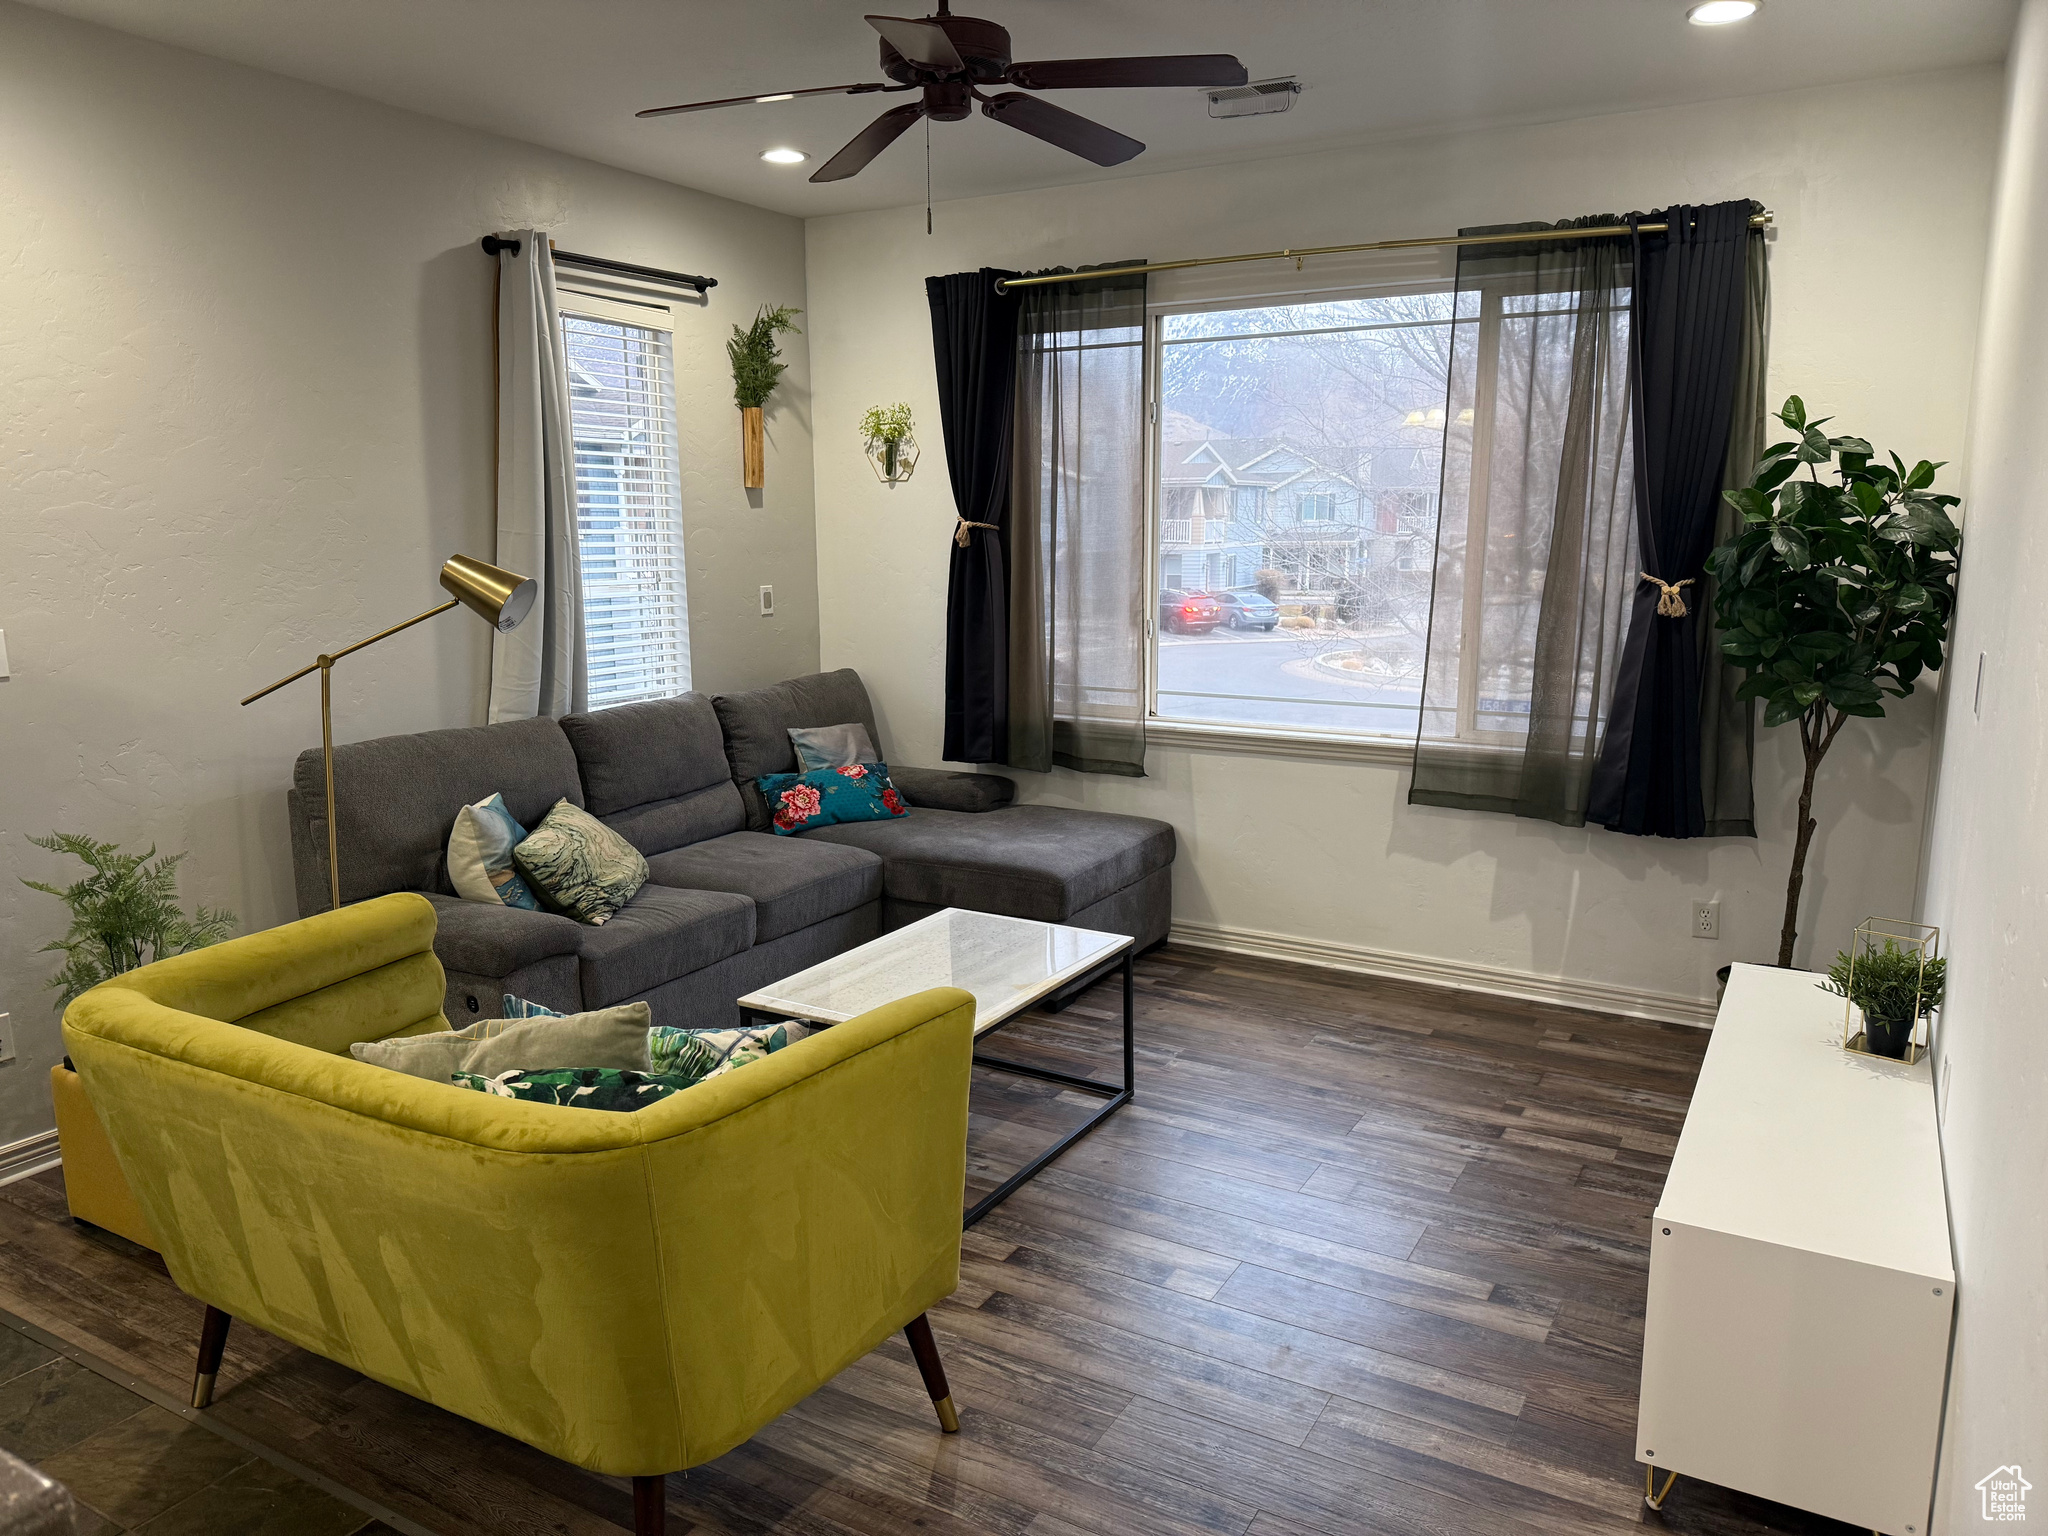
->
[560,303,691,709]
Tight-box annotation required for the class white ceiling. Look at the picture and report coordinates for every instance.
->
[26,0,2016,219]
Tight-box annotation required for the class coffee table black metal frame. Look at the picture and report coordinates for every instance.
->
[738,945,1134,1229]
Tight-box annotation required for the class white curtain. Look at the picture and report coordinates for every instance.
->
[490,229,587,721]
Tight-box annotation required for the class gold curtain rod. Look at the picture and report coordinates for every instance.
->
[992,211,1773,293]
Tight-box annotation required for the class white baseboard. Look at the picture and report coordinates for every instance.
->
[1168,919,1718,1028]
[0,1130,61,1187]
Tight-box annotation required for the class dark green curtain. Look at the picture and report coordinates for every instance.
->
[927,269,1021,764]
[1588,200,1762,836]
[1006,264,1149,776]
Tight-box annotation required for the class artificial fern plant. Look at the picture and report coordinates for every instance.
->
[727,304,802,410]
[23,834,237,1007]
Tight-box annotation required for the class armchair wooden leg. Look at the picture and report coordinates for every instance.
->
[903,1313,960,1433]
[192,1306,231,1408]
[633,1474,666,1536]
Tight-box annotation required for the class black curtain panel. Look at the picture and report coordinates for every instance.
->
[1587,200,1759,837]
[927,269,1021,764]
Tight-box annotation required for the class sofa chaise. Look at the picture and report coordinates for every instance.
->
[286,669,1175,1028]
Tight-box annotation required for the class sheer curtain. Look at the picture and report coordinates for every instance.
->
[491,229,586,721]
[1408,219,1637,823]
[1007,266,1149,776]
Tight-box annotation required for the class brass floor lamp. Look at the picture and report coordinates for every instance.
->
[243,555,537,912]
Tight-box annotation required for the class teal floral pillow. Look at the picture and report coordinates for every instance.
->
[453,1067,695,1112]
[512,800,648,924]
[758,764,908,836]
[648,1021,811,1081]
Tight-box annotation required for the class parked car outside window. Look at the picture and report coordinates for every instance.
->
[1159,589,1222,635]
[1214,590,1279,631]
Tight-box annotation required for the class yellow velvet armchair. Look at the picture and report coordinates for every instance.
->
[60,893,974,1536]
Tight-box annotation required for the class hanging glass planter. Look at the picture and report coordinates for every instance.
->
[859,404,918,486]
[865,432,919,485]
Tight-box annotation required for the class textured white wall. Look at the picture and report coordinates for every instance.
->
[805,68,2000,1020]
[0,3,818,1144]
[1922,3,2048,1519]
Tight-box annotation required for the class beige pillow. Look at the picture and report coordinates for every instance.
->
[350,1002,652,1082]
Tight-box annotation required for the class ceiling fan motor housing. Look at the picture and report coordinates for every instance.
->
[879,15,1013,84]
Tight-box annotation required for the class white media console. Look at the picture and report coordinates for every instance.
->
[1636,962,1955,1534]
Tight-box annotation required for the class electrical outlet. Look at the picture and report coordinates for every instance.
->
[759,585,775,617]
[0,1014,13,1064]
[1693,901,1721,940]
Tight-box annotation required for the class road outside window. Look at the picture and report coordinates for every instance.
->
[1153,291,1465,737]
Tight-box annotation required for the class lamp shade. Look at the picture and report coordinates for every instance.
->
[440,555,536,632]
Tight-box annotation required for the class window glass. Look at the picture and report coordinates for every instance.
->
[1154,291,1453,736]
[561,310,690,709]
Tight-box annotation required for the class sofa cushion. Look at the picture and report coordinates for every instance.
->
[560,694,745,855]
[889,766,1016,814]
[575,884,755,1009]
[292,716,582,906]
[350,1003,655,1080]
[424,895,584,979]
[802,805,1176,924]
[644,831,881,943]
[713,670,884,830]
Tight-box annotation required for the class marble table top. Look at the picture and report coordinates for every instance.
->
[736,908,1131,1036]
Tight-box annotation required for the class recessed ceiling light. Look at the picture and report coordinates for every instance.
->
[1687,1,1758,24]
[760,147,808,165]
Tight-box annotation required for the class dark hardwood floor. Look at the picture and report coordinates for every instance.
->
[0,945,1861,1536]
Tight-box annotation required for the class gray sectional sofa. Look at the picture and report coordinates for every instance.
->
[287,669,1175,1029]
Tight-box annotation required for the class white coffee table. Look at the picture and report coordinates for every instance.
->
[736,908,1135,1226]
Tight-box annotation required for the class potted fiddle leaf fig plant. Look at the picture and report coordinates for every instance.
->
[859,403,918,484]
[727,304,801,490]
[1708,397,1962,968]
[23,834,236,1007]
[1823,938,1946,1059]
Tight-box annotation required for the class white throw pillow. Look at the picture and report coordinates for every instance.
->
[447,793,541,909]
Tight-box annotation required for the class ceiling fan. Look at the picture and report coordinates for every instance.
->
[636,2,1248,183]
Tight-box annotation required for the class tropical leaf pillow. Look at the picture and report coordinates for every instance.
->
[512,800,648,924]
[648,1020,811,1081]
[757,763,908,837]
[453,1067,696,1112]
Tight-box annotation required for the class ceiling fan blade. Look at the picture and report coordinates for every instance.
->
[980,91,1143,167]
[636,82,893,118]
[865,14,965,73]
[810,102,928,182]
[1006,55,1249,91]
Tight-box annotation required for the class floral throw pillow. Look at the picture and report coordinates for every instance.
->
[512,800,648,924]
[648,1021,810,1082]
[453,1066,695,1112]
[757,763,908,837]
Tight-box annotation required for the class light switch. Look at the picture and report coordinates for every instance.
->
[759,585,775,618]
[0,629,10,680]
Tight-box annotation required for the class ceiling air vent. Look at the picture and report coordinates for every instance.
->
[1207,78,1302,119]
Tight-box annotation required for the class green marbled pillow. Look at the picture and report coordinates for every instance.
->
[512,800,648,925]
[647,1020,811,1082]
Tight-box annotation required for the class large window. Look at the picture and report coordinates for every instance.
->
[1151,288,1464,738]
[559,292,690,709]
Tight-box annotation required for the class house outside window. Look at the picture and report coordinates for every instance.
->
[559,289,691,709]
[1150,285,1462,738]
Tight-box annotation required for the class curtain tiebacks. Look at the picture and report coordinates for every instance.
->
[954,518,1000,548]
[1639,572,1695,617]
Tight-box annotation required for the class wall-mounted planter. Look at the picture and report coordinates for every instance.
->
[741,406,765,489]
[865,433,918,485]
